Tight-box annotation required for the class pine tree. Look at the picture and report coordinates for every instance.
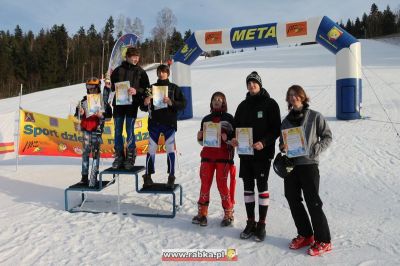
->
[382,5,396,35]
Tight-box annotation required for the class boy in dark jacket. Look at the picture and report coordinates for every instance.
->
[110,47,150,170]
[141,64,186,188]
[75,77,112,187]
[231,71,281,241]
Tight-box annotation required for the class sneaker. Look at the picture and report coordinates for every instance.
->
[289,235,314,250]
[240,220,256,239]
[167,175,175,189]
[307,241,332,256]
[254,222,266,242]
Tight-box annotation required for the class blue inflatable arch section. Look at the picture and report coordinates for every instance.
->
[172,16,362,120]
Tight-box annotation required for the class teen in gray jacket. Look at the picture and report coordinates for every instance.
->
[279,85,332,256]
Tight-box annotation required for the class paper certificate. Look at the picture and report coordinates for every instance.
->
[203,122,221,147]
[115,81,132,105]
[152,85,168,110]
[86,94,104,117]
[107,91,115,105]
[282,126,309,158]
[236,128,254,155]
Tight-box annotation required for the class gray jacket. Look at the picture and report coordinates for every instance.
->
[280,109,332,165]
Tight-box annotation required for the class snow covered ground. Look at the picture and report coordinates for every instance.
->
[0,39,400,265]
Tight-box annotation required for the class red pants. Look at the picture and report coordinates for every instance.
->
[198,162,236,209]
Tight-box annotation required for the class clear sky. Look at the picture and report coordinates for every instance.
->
[1,0,399,38]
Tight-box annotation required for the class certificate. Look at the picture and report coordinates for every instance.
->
[152,85,168,110]
[107,91,115,105]
[86,93,104,117]
[236,128,253,155]
[282,126,308,158]
[203,122,221,147]
[115,81,132,105]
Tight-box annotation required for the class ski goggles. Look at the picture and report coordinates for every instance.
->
[86,84,100,90]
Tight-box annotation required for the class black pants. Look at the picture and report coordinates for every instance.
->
[240,160,271,222]
[284,164,331,243]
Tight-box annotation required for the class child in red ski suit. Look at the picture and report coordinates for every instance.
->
[192,91,236,226]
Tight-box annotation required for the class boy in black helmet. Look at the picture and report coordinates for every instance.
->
[75,77,112,187]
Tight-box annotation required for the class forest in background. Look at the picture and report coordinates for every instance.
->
[0,3,399,99]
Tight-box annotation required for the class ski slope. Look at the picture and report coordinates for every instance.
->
[0,39,399,265]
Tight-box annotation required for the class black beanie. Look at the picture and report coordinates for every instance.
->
[246,71,262,87]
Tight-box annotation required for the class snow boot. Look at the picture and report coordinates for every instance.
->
[167,175,175,189]
[220,209,234,227]
[289,235,314,249]
[307,241,332,256]
[112,150,124,169]
[78,174,88,186]
[240,220,256,239]
[142,173,154,188]
[254,222,266,242]
[124,149,136,170]
[192,203,208,226]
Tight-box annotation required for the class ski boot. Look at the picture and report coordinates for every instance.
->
[192,203,208,226]
[254,222,266,242]
[124,149,136,170]
[167,175,175,189]
[240,220,257,239]
[220,208,234,227]
[78,174,88,186]
[112,150,125,169]
[142,173,154,188]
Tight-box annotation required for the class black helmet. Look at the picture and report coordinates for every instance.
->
[273,153,294,178]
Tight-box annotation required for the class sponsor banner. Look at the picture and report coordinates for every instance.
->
[286,21,307,37]
[230,23,277,49]
[18,109,166,158]
[108,33,139,75]
[316,16,358,54]
[173,34,203,65]
[205,31,223,45]
[162,249,238,262]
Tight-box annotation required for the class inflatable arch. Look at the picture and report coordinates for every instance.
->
[172,16,362,120]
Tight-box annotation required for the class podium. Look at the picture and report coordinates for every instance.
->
[64,166,183,218]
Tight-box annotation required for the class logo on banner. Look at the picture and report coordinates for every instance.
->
[327,26,343,41]
[286,21,307,37]
[205,31,222,44]
[24,112,35,122]
[181,44,189,54]
[135,120,142,129]
[230,24,277,49]
[49,117,59,127]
